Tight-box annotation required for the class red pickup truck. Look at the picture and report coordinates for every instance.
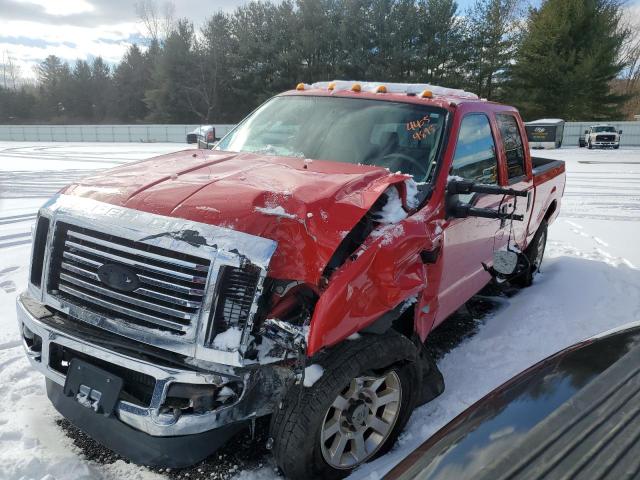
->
[17,81,565,479]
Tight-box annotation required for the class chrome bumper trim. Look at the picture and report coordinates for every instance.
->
[17,294,253,437]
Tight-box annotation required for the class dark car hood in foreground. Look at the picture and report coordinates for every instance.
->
[61,149,410,283]
[386,324,640,480]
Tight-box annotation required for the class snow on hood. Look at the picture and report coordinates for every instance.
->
[61,149,411,284]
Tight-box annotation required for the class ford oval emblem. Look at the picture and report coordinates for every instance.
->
[97,264,140,292]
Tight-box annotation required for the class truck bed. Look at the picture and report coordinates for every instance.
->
[531,156,565,179]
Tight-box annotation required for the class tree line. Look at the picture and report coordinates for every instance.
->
[0,0,637,124]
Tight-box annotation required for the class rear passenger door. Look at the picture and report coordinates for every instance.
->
[495,113,534,249]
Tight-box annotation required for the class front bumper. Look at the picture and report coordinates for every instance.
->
[593,142,619,147]
[17,293,288,440]
[46,379,245,467]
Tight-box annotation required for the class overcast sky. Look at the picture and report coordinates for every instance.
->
[0,0,251,80]
[1,0,638,82]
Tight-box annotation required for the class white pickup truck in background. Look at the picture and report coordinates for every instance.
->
[579,124,622,149]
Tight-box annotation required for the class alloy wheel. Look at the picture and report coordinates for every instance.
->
[320,371,402,469]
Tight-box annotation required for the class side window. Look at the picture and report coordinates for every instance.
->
[497,114,526,179]
[451,114,498,185]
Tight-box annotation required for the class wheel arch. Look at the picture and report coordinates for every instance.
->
[544,200,557,222]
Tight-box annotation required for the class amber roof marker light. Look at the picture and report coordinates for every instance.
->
[296,83,305,91]
[328,82,336,91]
[376,85,387,93]
[421,89,434,98]
[351,83,362,92]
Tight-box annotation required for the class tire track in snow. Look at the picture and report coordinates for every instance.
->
[0,340,21,351]
[0,169,97,199]
[0,213,37,225]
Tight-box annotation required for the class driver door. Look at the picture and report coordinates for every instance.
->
[435,113,504,327]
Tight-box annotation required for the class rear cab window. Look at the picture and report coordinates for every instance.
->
[216,95,447,182]
[496,113,526,181]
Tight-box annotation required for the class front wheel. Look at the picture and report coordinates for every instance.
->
[270,332,420,479]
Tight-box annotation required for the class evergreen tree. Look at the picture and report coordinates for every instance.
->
[507,0,628,119]
[91,57,112,121]
[416,0,467,87]
[113,45,151,121]
[70,59,94,119]
[36,55,73,119]
[465,0,521,100]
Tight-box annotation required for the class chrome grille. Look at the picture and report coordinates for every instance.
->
[596,134,615,142]
[49,223,210,335]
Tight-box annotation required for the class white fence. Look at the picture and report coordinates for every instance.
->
[0,121,638,146]
[0,124,236,143]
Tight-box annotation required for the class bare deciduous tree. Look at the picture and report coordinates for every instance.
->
[619,6,640,92]
[135,0,176,43]
[1,51,21,89]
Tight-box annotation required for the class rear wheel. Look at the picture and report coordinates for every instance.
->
[514,220,548,287]
[270,332,421,480]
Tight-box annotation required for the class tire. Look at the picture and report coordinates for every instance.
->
[614,145,620,150]
[514,220,548,287]
[270,331,420,480]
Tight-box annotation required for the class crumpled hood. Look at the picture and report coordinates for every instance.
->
[62,149,409,284]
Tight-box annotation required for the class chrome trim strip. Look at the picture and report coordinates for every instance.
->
[17,295,252,437]
[60,262,204,307]
[58,283,190,332]
[67,230,210,271]
[65,240,207,283]
[59,273,196,321]
[63,251,206,296]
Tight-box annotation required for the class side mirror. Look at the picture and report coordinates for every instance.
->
[619,130,623,135]
[493,250,519,275]
[584,130,589,134]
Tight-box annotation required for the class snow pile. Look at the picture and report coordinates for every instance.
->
[254,205,296,220]
[196,206,221,213]
[212,326,243,350]
[376,187,408,224]
[404,179,420,209]
[216,386,237,403]
[303,364,324,387]
[1,142,640,480]
[309,81,479,99]
[370,223,405,246]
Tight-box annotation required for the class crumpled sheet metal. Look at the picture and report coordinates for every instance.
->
[307,210,444,356]
[62,149,412,285]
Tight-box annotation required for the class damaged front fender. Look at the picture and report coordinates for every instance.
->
[307,210,443,356]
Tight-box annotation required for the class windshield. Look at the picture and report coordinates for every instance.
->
[593,126,616,132]
[216,95,447,181]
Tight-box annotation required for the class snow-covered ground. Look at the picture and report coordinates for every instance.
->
[1,142,639,480]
